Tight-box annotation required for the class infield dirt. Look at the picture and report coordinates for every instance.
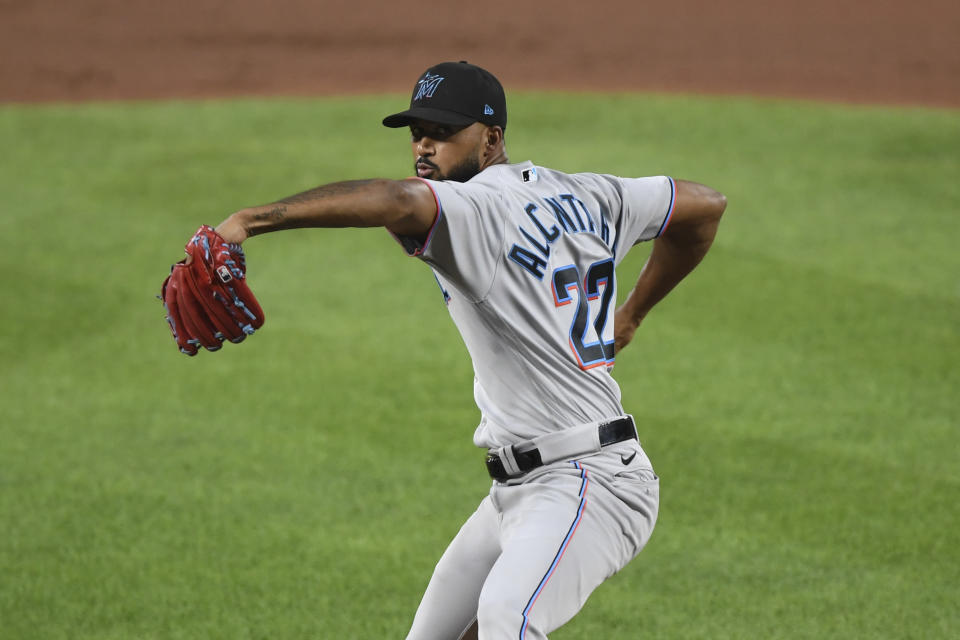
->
[1,0,957,107]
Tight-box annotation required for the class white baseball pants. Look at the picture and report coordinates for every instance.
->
[405,441,659,640]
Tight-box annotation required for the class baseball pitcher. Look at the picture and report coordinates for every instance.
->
[162,61,726,640]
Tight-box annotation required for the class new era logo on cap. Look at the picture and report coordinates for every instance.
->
[484,104,495,115]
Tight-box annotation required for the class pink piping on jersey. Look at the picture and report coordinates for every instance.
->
[387,177,443,257]
[409,177,442,256]
[519,462,590,639]
[655,176,677,238]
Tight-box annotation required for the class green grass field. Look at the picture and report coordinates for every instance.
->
[1,93,958,639]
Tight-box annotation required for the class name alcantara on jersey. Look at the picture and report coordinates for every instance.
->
[507,193,611,280]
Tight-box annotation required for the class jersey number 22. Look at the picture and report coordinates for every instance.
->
[552,259,615,370]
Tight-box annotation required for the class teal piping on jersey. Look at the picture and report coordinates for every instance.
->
[655,177,677,237]
[519,461,590,639]
[389,177,443,257]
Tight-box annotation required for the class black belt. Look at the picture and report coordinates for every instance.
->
[485,416,637,482]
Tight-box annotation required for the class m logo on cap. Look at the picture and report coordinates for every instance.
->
[414,73,445,101]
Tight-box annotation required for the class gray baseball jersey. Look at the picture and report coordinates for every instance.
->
[395,161,676,449]
[398,161,671,640]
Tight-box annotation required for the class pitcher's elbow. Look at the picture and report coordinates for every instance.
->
[710,190,728,221]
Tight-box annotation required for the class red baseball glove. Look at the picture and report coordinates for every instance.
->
[161,225,265,356]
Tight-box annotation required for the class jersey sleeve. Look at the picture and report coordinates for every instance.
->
[613,175,677,248]
[391,178,507,301]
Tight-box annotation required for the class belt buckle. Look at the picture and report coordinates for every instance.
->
[486,445,542,482]
[485,453,509,481]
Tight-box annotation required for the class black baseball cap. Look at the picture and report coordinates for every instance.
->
[382,61,507,130]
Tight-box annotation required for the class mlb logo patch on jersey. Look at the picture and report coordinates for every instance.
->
[522,167,539,183]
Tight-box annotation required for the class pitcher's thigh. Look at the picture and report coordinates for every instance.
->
[406,496,502,640]
[477,467,632,640]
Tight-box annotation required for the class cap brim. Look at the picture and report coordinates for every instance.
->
[382,106,477,128]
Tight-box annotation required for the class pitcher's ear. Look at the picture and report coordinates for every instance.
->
[486,125,504,148]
